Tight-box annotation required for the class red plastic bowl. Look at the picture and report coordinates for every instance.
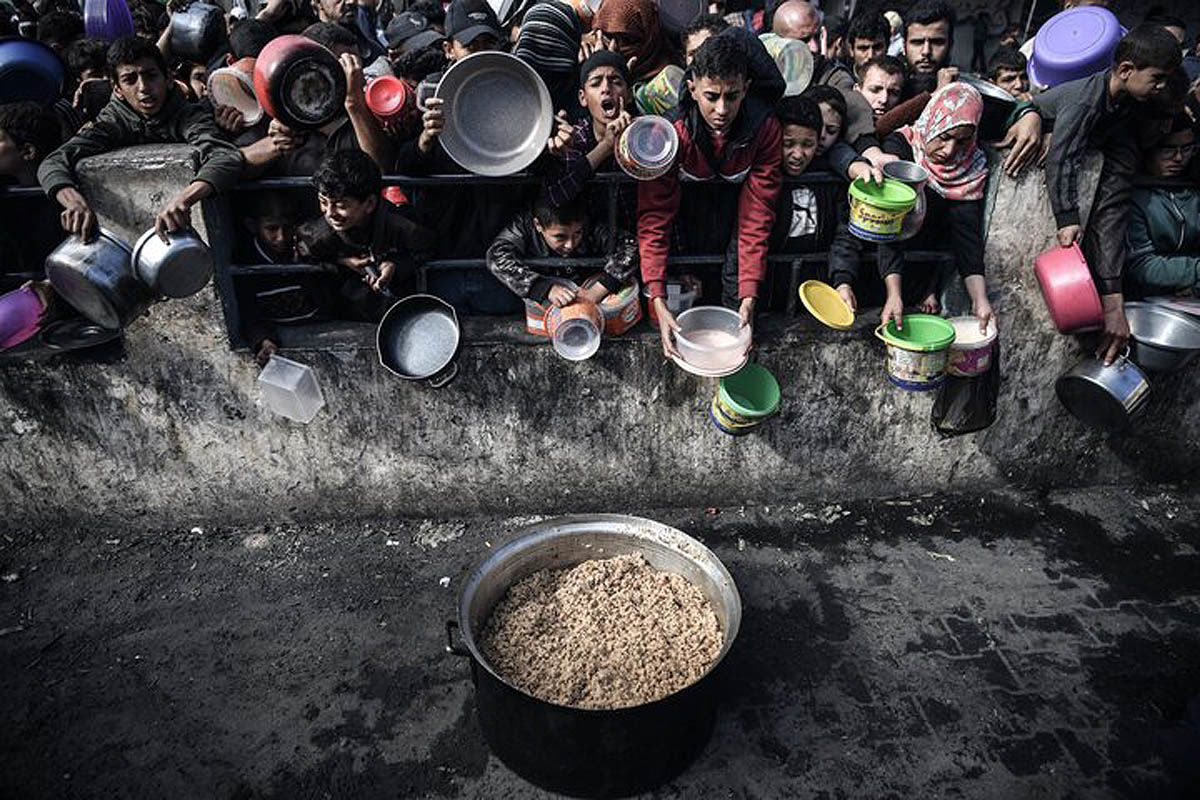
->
[1034,243,1103,333]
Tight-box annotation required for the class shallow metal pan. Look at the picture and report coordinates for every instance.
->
[435,51,552,177]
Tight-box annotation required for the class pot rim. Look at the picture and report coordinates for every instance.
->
[456,514,742,713]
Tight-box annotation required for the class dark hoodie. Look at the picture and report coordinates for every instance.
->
[38,89,244,200]
[638,26,785,301]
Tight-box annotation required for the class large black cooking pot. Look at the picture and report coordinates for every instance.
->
[44,229,153,330]
[168,2,227,63]
[446,515,742,798]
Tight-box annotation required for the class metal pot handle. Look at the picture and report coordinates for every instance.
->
[427,360,459,389]
[445,620,469,658]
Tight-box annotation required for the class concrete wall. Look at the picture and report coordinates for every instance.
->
[1,146,1197,532]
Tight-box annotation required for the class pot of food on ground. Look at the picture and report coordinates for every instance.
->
[447,514,741,798]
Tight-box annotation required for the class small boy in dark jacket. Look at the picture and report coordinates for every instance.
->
[487,197,638,308]
[1009,24,1181,363]
[38,37,244,242]
[297,151,434,321]
[638,27,783,357]
[767,95,860,313]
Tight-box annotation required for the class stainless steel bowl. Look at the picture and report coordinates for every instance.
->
[435,51,553,177]
[1055,356,1151,431]
[1125,301,1200,372]
[131,228,213,299]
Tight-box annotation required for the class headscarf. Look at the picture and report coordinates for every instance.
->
[900,82,988,202]
[514,1,584,117]
[593,0,675,83]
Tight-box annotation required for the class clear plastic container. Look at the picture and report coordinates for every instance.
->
[674,306,751,371]
[258,355,325,423]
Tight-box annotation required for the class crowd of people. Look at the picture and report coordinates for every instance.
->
[0,0,1197,369]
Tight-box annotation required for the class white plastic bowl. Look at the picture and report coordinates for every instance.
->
[675,306,750,371]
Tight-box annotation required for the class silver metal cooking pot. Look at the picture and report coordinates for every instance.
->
[44,229,152,330]
[131,227,213,298]
[881,160,929,241]
[1055,354,1151,431]
[1124,301,1200,373]
[446,514,742,797]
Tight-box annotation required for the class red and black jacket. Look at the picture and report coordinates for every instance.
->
[637,28,785,301]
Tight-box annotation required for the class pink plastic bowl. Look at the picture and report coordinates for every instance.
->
[1034,243,1103,333]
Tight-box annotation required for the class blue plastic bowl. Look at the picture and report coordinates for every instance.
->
[0,38,67,106]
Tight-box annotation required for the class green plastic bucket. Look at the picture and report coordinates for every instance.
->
[874,314,956,351]
[847,178,917,242]
[717,363,781,420]
[873,314,957,391]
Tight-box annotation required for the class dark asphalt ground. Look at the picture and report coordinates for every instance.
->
[2,485,1200,799]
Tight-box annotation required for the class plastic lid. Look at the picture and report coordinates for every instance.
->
[625,116,677,167]
[876,313,956,352]
[848,178,917,212]
[1034,7,1122,67]
[366,75,410,116]
[798,280,854,330]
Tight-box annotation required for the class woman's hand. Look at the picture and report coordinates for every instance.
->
[881,294,904,331]
[653,297,682,359]
[548,283,578,308]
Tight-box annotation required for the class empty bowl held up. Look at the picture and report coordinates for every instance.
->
[1124,301,1200,372]
[132,228,214,299]
[675,306,751,372]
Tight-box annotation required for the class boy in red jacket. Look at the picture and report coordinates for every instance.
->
[638,28,784,358]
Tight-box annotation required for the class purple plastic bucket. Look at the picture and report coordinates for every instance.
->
[1028,7,1125,88]
[0,285,45,350]
[84,0,135,42]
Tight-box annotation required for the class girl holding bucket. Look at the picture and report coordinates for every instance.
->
[874,82,995,334]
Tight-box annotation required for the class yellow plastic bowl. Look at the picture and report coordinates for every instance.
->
[798,280,854,330]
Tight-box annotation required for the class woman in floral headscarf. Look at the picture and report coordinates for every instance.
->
[873,81,994,333]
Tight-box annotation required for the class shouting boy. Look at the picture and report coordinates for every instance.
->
[37,37,244,242]
[638,28,783,357]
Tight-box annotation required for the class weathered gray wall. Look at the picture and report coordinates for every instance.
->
[1,146,1197,532]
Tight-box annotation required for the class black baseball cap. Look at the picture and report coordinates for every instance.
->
[445,0,503,46]
[385,11,446,52]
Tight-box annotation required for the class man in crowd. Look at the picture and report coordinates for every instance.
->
[845,12,890,78]
[988,47,1031,101]
[313,0,385,62]
[772,0,823,55]
[903,0,956,97]
[683,13,729,68]
[855,55,905,120]
[443,0,503,63]
[38,37,244,242]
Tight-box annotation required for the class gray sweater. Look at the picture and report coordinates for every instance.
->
[38,89,244,200]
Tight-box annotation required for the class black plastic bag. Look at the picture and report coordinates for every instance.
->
[931,341,1000,437]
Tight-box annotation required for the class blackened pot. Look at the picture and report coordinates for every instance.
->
[447,514,742,798]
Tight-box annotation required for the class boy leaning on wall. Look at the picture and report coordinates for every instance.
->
[1003,24,1181,365]
[37,36,244,243]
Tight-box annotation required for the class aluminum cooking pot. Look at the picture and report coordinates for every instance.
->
[376,293,460,388]
[253,35,347,131]
[1124,301,1200,373]
[169,2,227,63]
[881,160,928,241]
[446,514,742,798]
[958,74,1016,143]
[44,229,152,330]
[1055,354,1150,432]
[435,51,552,177]
[131,227,213,299]
[0,37,66,106]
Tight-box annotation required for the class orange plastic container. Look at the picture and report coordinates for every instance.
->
[583,276,642,336]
